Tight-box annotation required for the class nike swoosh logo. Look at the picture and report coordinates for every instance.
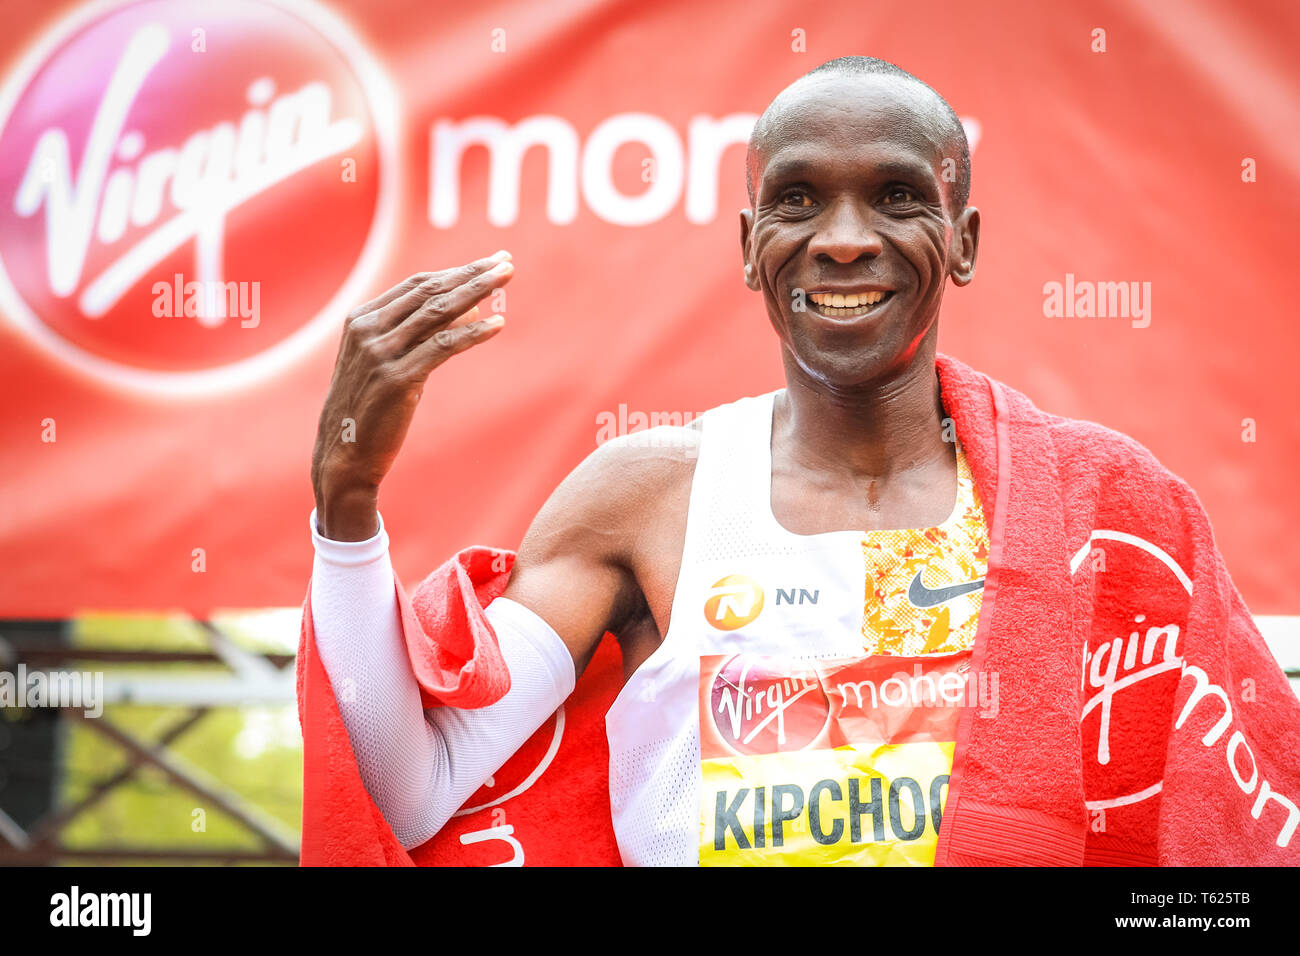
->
[907,570,985,608]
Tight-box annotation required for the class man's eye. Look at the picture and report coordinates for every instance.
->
[780,191,813,207]
[882,188,917,205]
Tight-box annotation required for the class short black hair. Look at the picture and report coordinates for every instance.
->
[746,56,971,214]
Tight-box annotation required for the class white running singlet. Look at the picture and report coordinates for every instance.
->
[604,388,988,866]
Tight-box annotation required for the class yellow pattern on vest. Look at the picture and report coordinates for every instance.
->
[861,441,989,656]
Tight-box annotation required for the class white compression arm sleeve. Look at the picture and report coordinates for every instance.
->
[308,510,576,849]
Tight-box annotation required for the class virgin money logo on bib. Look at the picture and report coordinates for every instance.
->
[709,654,830,755]
[0,0,396,394]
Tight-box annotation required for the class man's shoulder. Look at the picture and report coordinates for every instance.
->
[546,418,702,533]
[592,410,704,463]
[563,389,774,521]
[587,388,776,468]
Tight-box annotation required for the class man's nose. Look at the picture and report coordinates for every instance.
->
[806,199,884,263]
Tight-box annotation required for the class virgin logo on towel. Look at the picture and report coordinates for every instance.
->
[710,654,830,755]
[1076,530,1299,850]
[0,0,396,394]
[1074,531,1193,819]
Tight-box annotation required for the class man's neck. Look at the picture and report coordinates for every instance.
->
[775,345,951,482]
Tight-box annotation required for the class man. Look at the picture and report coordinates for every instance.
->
[300,57,1299,866]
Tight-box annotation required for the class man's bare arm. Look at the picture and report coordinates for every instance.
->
[308,249,683,674]
[307,256,695,846]
[501,437,670,676]
[312,251,515,541]
[306,253,638,845]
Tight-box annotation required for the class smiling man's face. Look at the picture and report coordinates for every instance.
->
[741,72,980,392]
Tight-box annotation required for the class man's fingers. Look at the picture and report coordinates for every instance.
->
[371,252,511,334]
[443,304,480,329]
[402,315,507,377]
[347,272,435,321]
[383,258,514,353]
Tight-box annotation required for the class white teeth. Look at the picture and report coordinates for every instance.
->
[811,293,883,304]
[809,291,886,306]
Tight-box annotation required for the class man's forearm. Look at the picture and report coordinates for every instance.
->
[309,509,449,846]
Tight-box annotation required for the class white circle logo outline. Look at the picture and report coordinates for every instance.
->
[0,0,400,398]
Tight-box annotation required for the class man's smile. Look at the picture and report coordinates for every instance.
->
[804,288,897,319]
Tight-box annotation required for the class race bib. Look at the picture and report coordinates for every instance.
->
[698,651,971,866]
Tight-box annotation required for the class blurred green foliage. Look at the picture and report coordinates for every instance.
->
[50,611,302,865]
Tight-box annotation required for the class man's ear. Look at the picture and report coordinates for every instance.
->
[739,208,759,290]
[949,206,980,287]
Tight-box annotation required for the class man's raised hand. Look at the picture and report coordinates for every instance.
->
[311,251,514,540]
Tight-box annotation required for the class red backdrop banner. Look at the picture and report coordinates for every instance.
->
[1,0,1296,616]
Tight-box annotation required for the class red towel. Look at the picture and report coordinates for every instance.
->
[297,352,1300,865]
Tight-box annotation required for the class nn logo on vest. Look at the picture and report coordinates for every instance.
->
[703,576,820,630]
[703,575,765,630]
